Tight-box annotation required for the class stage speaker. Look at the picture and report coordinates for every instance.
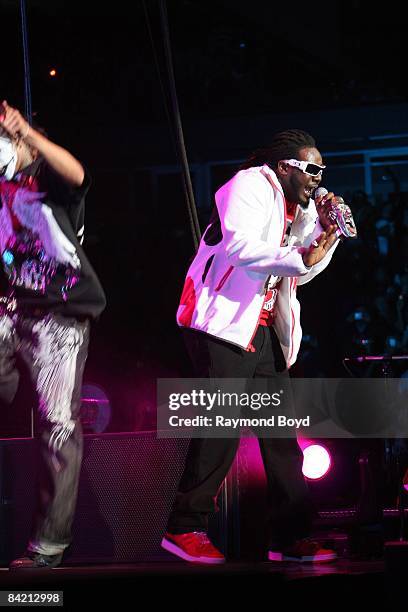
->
[0,432,229,565]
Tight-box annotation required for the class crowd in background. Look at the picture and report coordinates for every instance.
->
[296,187,408,378]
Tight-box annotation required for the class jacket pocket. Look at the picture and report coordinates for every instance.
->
[215,265,234,291]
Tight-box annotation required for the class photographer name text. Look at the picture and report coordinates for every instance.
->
[168,415,310,429]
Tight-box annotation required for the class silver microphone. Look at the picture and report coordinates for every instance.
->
[314,186,328,200]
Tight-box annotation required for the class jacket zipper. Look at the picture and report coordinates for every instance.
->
[287,278,295,363]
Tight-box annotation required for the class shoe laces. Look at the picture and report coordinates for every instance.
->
[191,531,214,551]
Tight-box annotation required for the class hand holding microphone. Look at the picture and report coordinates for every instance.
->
[0,100,30,140]
[314,187,357,240]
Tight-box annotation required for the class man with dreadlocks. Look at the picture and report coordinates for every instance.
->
[0,101,106,569]
[162,129,340,564]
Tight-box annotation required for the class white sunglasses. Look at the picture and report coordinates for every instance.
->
[282,159,326,177]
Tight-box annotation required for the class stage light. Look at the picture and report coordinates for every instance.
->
[80,383,112,433]
[302,443,332,480]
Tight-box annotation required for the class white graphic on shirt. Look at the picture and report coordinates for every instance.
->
[263,287,279,311]
[0,185,81,297]
[12,189,80,268]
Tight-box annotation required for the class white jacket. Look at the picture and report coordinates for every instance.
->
[177,165,339,367]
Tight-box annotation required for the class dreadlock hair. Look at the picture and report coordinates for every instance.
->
[240,129,316,171]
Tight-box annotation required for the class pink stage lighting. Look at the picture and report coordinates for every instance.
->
[403,467,408,492]
[302,443,332,480]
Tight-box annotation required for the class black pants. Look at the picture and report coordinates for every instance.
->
[167,325,315,549]
[0,311,89,555]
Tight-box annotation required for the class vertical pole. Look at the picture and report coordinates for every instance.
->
[158,0,201,249]
[20,0,32,124]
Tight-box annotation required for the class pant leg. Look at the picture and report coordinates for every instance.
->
[258,437,315,548]
[17,313,90,555]
[167,436,241,533]
[167,328,262,534]
[253,327,315,549]
[0,313,19,405]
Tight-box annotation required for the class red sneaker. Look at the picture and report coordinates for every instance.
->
[268,538,337,563]
[161,532,226,564]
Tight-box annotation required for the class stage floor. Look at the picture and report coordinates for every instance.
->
[0,559,400,607]
[1,557,385,577]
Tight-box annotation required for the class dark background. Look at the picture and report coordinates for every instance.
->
[1,0,407,435]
